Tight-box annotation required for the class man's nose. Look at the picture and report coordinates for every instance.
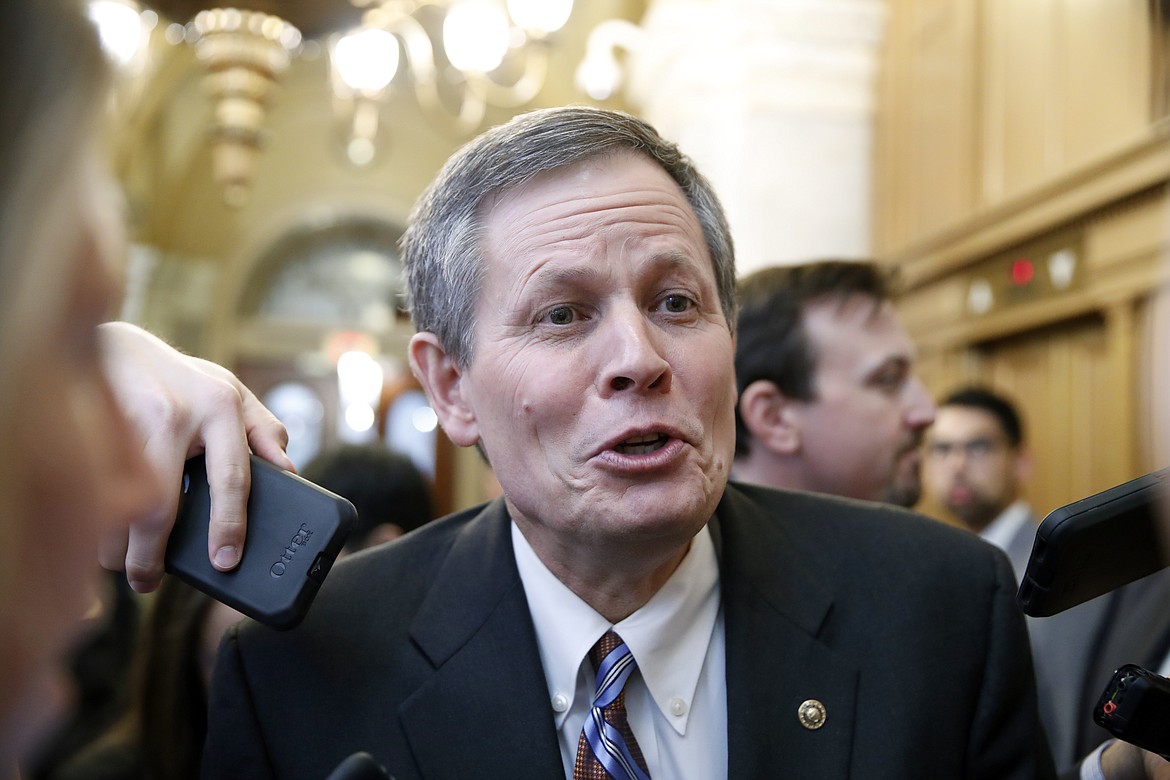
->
[597,307,672,396]
[905,375,936,429]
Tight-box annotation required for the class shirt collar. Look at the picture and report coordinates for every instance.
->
[979,500,1031,551]
[512,521,721,736]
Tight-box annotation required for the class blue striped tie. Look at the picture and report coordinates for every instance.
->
[573,631,651,780]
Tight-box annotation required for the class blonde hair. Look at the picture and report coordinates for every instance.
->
[0,1,110,613]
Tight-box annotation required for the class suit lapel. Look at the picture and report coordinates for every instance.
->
[398,501,564,779]
[715,485,859,778]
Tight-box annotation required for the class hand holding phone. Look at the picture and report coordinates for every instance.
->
[165,454,355,629]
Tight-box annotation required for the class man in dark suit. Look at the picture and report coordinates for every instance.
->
[729,268,1166,779]
[202,107,1054,779]
[922,386,1114,773]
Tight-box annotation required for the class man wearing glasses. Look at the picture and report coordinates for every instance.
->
[923,386,1170,777]
[922,386,1035,576]
[923,386,1088,770]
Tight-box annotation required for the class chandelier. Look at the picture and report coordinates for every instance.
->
[331,0,573,166]
[191,8,302,207]
[87,0,640,206]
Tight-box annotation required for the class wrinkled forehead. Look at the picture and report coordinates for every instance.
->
[475,150,706,269]
[477,147,649,219]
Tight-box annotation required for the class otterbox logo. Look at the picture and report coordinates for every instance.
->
[270,524,314,577]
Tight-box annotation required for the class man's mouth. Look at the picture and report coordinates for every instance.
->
[614,433,670,455]
[948,486,974,504]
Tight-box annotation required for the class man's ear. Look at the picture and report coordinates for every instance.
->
[408,332,479,447]
[739,379,801,455]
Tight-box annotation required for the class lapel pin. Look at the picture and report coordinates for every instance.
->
[798,699,827,730]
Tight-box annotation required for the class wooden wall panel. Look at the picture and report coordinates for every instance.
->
[877,0,1155,258]
[880,0,1169,524]
[983,0,1057,202]
[1060,0,1150,171]
[978,316,1120,517]
[1138,287,1170,472]
[874,0,978,252]
[910,0,979,239]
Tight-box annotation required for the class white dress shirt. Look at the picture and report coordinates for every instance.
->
[512,521,727,780]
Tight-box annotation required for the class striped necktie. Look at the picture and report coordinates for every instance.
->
[573,630,651,780]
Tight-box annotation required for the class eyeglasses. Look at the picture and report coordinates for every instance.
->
[924,437,1007,461]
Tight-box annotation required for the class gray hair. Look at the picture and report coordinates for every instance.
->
[401,106,737,368]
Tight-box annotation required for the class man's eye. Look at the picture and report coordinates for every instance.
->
[967,439,994,458]
[663,294,693,313]
[870,365,907,391]
[546,306,575,325]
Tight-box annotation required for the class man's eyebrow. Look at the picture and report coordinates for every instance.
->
[862,354,911,379]
[522,263,603,297]
[522,249,702,295]
[641,249,702,274]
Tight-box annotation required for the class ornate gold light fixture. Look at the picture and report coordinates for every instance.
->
[329,0,574,166]
[190,8,302,207]
[88,0,639,199]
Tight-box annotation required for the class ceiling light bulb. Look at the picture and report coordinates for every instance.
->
[333,27,400,94]
[88,0,145,67]
[443,1,510,73]
[507,0,573,35]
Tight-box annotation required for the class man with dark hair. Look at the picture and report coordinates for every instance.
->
[202,108,1052,780]
[923,385,1033,574]
[300,444,435,552]
[732,260,935,507]
[924,388,1170,778]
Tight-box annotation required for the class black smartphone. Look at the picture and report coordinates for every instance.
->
[1017,469,1168,617]
[1094,663,1170,757]
[165,454,356,630]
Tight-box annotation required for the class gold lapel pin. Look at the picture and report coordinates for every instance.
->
[798,699,827,730]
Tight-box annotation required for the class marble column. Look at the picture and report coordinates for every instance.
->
[624,0,886,274]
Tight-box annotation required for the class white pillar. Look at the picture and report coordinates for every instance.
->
[626,0,886,275]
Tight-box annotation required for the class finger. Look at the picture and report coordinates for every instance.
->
[196,358,293,472]
[204,442,251,571]
[123,508,175,593]
[198,382,253,571]
[239,386,294,472]
[97,528,129,574]
[122,436,189,592]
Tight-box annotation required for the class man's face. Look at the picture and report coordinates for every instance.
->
[789,296,935,506]
[449,151,737,559]
[923,405,1024,531]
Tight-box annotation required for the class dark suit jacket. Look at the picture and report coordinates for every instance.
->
[1069,568,1170,760]
[202,482,1055,779]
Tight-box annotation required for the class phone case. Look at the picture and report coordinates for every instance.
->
[1017,469,1167,617]
[165,454,356,630]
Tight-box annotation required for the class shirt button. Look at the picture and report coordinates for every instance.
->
[670,697,688,717]
[552,694,569,713]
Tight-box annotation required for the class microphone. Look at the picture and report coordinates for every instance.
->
[324,752,392,780]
